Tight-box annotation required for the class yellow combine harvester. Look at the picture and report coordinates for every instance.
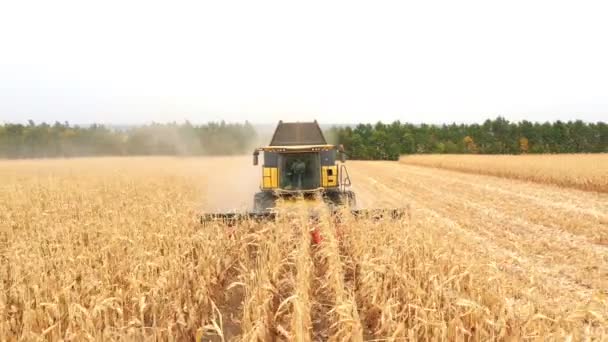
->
[201,120,404,224]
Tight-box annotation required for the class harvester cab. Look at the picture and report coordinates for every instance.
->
[201,120,406,224]
[251,120,355,213]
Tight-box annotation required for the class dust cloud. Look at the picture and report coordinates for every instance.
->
[198,156,260,213]
[197,125,280,213]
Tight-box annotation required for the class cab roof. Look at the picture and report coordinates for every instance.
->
[269,120,327,146]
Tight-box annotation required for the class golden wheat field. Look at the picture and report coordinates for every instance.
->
[1,156,607,341]
[399,154,608,193]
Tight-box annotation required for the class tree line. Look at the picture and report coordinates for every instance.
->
[2,117,606,160]
[327,117,607,160]
[0,121,257,158]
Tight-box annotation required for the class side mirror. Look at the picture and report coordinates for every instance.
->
[253,151,259,166]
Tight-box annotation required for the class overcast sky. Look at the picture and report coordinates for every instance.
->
[1,0,606,125]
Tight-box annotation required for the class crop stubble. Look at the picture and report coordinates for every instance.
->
[0,157,606,340]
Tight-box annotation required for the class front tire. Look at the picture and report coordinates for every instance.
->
[253,192,276,213]
[324,190,356,209]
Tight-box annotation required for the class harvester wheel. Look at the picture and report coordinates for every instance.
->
[324,190,357,209]
[343,190,357,208]
[253,191,276,213]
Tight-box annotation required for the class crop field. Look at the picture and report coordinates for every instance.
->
[399,154,608,193]
[1,156,607,340]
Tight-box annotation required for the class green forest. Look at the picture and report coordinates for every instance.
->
[0,117,606,159]
[0,121,257,158]
[327,117,607,160]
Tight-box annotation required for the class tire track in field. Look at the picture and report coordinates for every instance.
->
[370,163,608,261]
[397,163,608,241]
[351,161,607,259]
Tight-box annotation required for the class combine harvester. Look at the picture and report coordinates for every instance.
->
[201,121,406,233]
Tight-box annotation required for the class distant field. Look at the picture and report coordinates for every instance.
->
[1,157,606,340]
[399,153,608,193]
